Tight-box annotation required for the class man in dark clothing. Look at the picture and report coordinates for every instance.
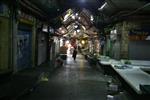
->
[72,48,77,61]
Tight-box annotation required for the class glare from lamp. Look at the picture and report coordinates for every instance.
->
[82,25,86,30]
[114,29,117,34]
[81,40,85,44]
[90,15,94,21]
[74,25,78,28]
[61,30,65,34]
[63,14,70,22]
[71,15,75,19]
[59,27,62,30]
[77,29,80,33]
[66,40,70,44]
[76,13,78,16]
[78,17,81,20]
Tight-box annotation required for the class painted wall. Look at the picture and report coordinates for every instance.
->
[0,17,10,71]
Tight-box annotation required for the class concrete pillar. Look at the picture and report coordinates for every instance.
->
[120,21,138,59]
[12,15,18,73]
[120,21,129,59]
[32,18,37,68]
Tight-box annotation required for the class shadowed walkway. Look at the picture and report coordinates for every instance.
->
[20,54,107,100]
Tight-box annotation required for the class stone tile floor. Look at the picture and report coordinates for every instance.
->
[17,54,133,100]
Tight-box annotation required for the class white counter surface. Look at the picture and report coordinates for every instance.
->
[121,60,150,67]
[112,65,150,94]
[99,58,150,94]
[99,61,111,65]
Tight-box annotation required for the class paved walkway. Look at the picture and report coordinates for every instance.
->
[0,62,51,100]
[20,54,107,100]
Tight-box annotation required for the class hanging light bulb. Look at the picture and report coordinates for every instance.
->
[74,25,78,28]
[81,40,85,44]
[77,29,80,33]
[71,15,75,19]
[90,15,94,21]
[78,17,81,20]
[61,30,65,34]
[76,13,78,16]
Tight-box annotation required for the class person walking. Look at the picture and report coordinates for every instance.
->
[72,48,77,61]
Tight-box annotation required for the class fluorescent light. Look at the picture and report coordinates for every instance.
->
[74,25,78,28]
[111,30,113,34]
[76,13,78,16]
[90,15,94,21]
[81,40,85,44]
[78,17,81,20]
[66,40,70,44]
[71,15,75,19]
[77,29,80,33]
[98,2,107,10]
[59,27,62,30]
[61,30,65,34]
[82,25,86,30]
[63,14,70,22]
[114,30,117,34]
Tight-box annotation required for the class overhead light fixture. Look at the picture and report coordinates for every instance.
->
[98,2,107,10]
[76,13,78,16]
[71,15,75,19]
[77,29,80,33]
[114,30,117,34]
[81,40,85,44]
[74,25,78,28]
[59,27,62,30]
[64,14,70,22]
[82,25,86,30]
[90,15,94,21]
[61,30,65,34]
[78,17,81,20]
[67,25,70,29]
[66,40,70,44]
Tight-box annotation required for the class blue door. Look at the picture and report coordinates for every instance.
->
[17,29,32,71]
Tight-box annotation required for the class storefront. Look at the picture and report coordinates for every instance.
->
[16,11,34,71]
[128,28,150,60]
[37,24,48,66]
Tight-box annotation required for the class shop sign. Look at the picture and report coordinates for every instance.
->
[18,10,34,22]
[129,29,150,40]
[0,3,9,17]
[129,29,150,36]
